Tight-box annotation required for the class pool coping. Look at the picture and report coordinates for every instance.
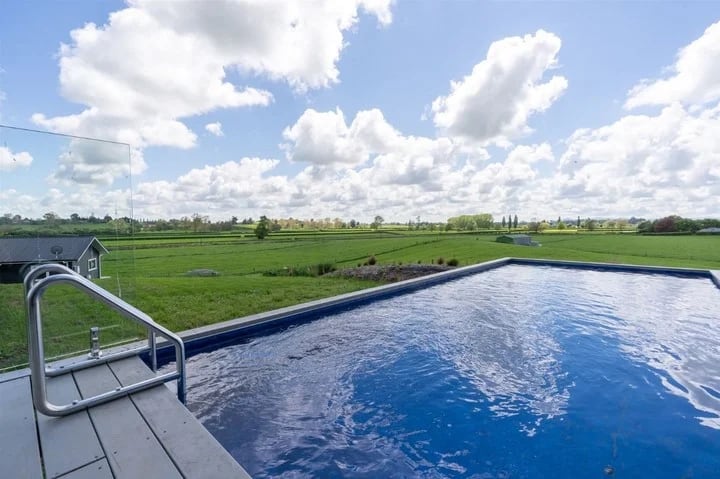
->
[4,257,719,379]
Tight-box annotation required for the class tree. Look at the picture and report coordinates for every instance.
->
[637,220,653,233]
[446,213,494,231]
[586,219,597,231]
[577,216,581,228]
[501,216,506,228]
[254,215,271,240]
[476,213,494,229]
[513,215,518,229]
[675,217,699,233]
[654,215,680,233]
[191,213,206,232]
[371,215,384,230]
[349,219,357,228]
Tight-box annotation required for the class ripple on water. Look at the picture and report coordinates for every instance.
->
[173,265,720,478]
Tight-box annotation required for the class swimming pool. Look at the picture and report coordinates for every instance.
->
[180,265,720,478]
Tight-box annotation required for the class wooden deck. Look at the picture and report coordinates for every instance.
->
[0,357,250,479]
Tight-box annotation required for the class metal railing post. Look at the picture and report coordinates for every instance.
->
[22,263,187,416]
[148,328,158,372]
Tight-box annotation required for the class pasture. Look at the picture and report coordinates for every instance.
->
[1,231,718,369]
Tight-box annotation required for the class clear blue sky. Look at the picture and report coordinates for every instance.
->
[1,1,719,222]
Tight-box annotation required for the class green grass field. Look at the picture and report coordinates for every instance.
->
[1,231,718,370]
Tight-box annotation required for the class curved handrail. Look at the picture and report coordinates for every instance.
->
[24,263,157,376]
[22,262,71,293]
[24,265,186,416]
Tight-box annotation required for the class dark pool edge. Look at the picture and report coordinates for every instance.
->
[171,257,511,356]
[162,258,720,362]
[509,257,717,278]
[4,258,718,380]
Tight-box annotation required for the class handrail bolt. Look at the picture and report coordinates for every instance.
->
[88,326,102,359]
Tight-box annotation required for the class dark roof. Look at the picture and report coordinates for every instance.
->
[0,236,109,264]
[498,234,531,239]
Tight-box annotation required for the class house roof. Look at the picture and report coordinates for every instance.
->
[698,227,720,233]
[499,234,531,239]
[0,236,109,264]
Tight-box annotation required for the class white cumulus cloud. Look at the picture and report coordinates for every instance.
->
[205,122,224,137]
[48,139,143,187]
[0,146,33,171]
[552,102,720,217]
[134,0,393,91]
[282,108,370,166]
[282,107,468,188]
[431,29,568,145]
[32,0,392,185]
[626,20,720,109]
[133,158,288,218]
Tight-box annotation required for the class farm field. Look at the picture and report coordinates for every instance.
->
[1,231,718,370]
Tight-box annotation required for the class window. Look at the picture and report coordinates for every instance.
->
[88,258,97,271]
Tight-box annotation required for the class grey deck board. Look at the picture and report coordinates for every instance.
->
[110,357,251,479]
[37,373,105,478]
[73,364,183,479]
[57,458,113,479]
[0,377,43,479]
[1,357,249,479]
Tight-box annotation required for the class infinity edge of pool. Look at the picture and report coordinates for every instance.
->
[154,257,720,363]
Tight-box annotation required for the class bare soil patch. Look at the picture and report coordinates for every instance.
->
[326,264,452,282]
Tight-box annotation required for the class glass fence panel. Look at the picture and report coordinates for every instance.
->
[0,126,138,370]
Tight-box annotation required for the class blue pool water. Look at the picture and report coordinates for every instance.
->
[182,265,720,478]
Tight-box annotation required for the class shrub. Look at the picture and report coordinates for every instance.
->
[263,263,335,277]
[437,257,445,265]
[315,263,336,275]
[368,255,377,265]
[447,258,459,266]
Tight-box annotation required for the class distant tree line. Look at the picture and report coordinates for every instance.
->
[637,216,720,234]
[446,214,495,231]
[0,211,140,236]
[5,211,718,238]
[0,211,115,226]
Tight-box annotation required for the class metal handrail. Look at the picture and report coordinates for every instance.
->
[23,264,160,377]
[24,264,186,417]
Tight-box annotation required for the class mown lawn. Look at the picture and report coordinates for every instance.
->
[1,232,718,369]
